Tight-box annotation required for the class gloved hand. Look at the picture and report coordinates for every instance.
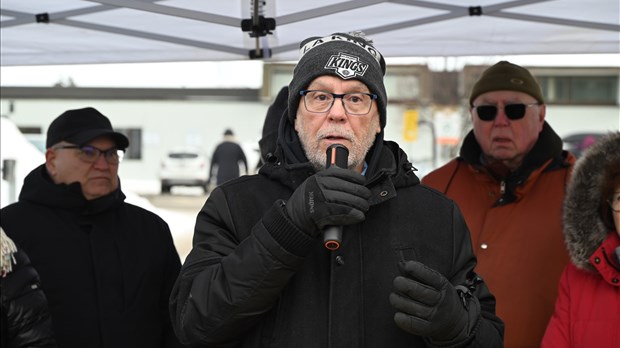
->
[285,166,371,237]
[389,261,480,344]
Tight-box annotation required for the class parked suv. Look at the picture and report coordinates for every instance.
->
[159,147,209,194]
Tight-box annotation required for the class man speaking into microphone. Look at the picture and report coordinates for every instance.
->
[322,143,349,250]
[171,31,504,347]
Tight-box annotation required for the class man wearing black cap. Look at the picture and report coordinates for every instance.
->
[423,61,576,348]
[1,107,185,348]
[170,32,503,347]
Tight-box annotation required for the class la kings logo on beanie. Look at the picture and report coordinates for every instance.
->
[324,53,368,79]
[288,32,388,128]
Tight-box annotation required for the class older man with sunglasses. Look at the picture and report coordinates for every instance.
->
[1,107,185,348]
[423,61,576,348]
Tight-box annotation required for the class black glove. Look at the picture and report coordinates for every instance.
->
[285,166,371,237]
[389,261,480,344]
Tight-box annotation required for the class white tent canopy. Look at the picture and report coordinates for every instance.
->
[1,0,619,66]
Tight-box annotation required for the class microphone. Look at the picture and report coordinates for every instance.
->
[323,144,349,251]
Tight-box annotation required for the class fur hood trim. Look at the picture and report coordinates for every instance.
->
[0,227,18,275]
[563,131,620,270]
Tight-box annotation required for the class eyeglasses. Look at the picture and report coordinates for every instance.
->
[53,145,125,164]
[608,194,620,212]
[300,90,377,115]
[474,103,540,121]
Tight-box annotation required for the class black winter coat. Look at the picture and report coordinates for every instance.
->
[1,165,184,348]
[209,141,248,186]
[170,119,504,347]
[1,239,56,348]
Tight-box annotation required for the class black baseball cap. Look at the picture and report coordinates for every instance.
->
[46,107,129,149]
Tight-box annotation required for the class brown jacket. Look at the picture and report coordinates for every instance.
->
[422,122,575,348]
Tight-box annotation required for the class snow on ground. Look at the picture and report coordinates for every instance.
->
[1,117,45,207]
[123,190,194,262]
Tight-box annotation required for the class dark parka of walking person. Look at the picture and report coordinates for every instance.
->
[208,129,249,186]
[170,31,503,347]
[1,227,56,348]
[0,107,185,348]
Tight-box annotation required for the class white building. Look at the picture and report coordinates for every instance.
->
[1,64,618,199]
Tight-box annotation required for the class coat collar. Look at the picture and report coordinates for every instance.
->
[261,114,420,195]
[259,141,419,188]
[589,233,620,285]
[458,121,573,206]
[18,164,126,215]
[460,121,568,178]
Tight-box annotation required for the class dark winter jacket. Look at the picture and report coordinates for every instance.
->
[422,122,575,348]
[1,229,56,348]
[209,140,248,185]
[542,132,620,347]
[1,165,184,348]
[170,116,504,347]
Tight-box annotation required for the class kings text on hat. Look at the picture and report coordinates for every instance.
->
[324,53,369,80]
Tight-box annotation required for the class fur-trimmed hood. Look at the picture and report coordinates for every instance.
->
[563,131,620,270]
[0,227,17,275]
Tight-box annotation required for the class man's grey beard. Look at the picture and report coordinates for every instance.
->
[296,121,379,173]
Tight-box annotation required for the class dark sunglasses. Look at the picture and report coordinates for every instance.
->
[474,103,539,121]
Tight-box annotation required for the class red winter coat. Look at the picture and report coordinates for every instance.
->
[541,132,620,347]
[541,233,620,347]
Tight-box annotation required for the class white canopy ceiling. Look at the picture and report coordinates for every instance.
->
[1,0,619,66]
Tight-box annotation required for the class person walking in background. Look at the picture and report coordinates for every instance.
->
[422,61,576,348]
[1,227,56,348]
[208,128,248,187]
[541,132,620,347]
[170,31,503,347]
[0,107,184,348]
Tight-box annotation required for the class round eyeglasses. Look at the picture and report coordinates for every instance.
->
[300,90,377,115]
[53,144,125,164]
[474,103,539,121]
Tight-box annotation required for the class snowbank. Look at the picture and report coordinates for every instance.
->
[1,117,45,207]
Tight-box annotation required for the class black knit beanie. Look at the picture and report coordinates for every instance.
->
[288,32,387,129]
[469,61,544,106]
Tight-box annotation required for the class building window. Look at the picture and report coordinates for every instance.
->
[18,126,45,153]
[116,128,142,160]
[262,63,431,103]
[538,76,618,105]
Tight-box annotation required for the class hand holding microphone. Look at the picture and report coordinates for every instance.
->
[323,144,349,250]
[284,144,370,243]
